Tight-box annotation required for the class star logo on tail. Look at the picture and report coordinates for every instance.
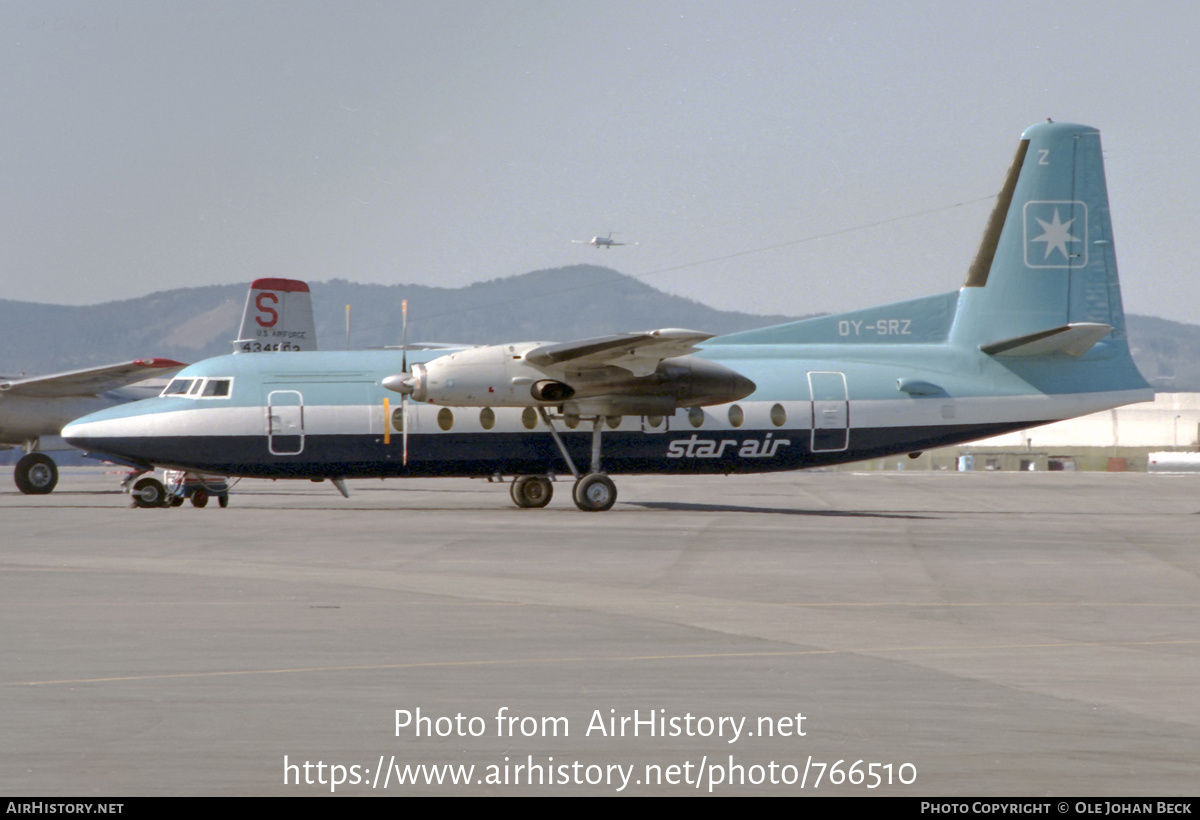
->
[1023,201,1087,268]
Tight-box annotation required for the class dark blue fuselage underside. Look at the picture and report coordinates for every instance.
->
[83,421,1035,479]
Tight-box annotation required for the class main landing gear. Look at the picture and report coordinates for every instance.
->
[510,475,553,508]
[508,410,619,512]
[14,452,58,495]
[571,473,616,512]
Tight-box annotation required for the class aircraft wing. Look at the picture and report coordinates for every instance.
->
[525,329,712,377]
[0,358,187,399]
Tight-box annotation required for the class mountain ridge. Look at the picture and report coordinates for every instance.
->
[1,265,1194,392]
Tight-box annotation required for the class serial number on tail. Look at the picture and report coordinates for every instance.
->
[240,341,306,352]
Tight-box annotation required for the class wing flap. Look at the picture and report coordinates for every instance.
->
[525,329,712,377]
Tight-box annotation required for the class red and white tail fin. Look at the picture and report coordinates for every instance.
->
[233,278,317,353]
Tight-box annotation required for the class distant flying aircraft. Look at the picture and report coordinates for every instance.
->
[65,122,1151,511]
[573,232,628,249]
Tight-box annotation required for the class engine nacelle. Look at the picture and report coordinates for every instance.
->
[531,380,574,402]
[384,342,755,411]
[392,343,552,406]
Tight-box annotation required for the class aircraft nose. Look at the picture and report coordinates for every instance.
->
[62,417,119,453]
[62,409,153,466]
[61,419,93,449]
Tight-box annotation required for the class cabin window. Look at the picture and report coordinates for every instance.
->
[646,415,663,429]
[770,403,786,427]
[606,415,622,429]
[728,405,744,428]
[391,408,404,432]
[479,408,495,430]
[563,414,580,429]
[688,407,705,428]
[521,407,538,430]
[437,408,454,431]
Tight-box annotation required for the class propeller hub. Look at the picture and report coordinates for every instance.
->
[382,362,426,401]
[382,373,414,395]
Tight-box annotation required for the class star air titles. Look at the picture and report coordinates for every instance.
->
[666,433,791,459]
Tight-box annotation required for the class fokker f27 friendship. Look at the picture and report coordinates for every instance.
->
[65,122,1152,511]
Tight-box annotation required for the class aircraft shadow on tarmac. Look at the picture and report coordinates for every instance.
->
[629,501,934,519]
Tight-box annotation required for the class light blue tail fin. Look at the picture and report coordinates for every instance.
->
[950,121,1129,354]
[711,119,1147,398]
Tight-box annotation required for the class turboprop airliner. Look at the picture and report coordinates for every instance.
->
[64,122,1152,511]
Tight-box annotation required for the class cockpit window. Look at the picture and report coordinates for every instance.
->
[160,377,233,398]
[162,378,194,396]
[201,379,232,398]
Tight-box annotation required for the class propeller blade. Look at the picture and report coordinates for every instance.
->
[401,299,408,466]
[401,299,408,374]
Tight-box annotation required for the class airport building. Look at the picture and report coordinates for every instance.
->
[847,393,1200,472]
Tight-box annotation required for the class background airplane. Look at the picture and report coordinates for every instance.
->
[64,122,1152,511]
[1,359,185,494]
[231,277,318,354]
[3,277,318,495]
[573,232,629,248]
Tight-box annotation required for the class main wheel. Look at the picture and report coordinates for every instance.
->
[191,489,209,508]
[218,494,229,508]
[510,476,553,508]
[14,453,58,495]
[572,473,617,512]
[132,477,168,508]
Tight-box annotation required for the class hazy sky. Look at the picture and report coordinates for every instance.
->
[2,1,1197,324]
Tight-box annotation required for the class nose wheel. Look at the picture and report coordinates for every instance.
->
[125,471,231,509]
[132,477,168,508]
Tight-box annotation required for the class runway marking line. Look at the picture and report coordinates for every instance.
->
[9,638,1199,686]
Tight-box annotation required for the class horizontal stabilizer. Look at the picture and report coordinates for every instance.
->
[979,322,1112,357]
